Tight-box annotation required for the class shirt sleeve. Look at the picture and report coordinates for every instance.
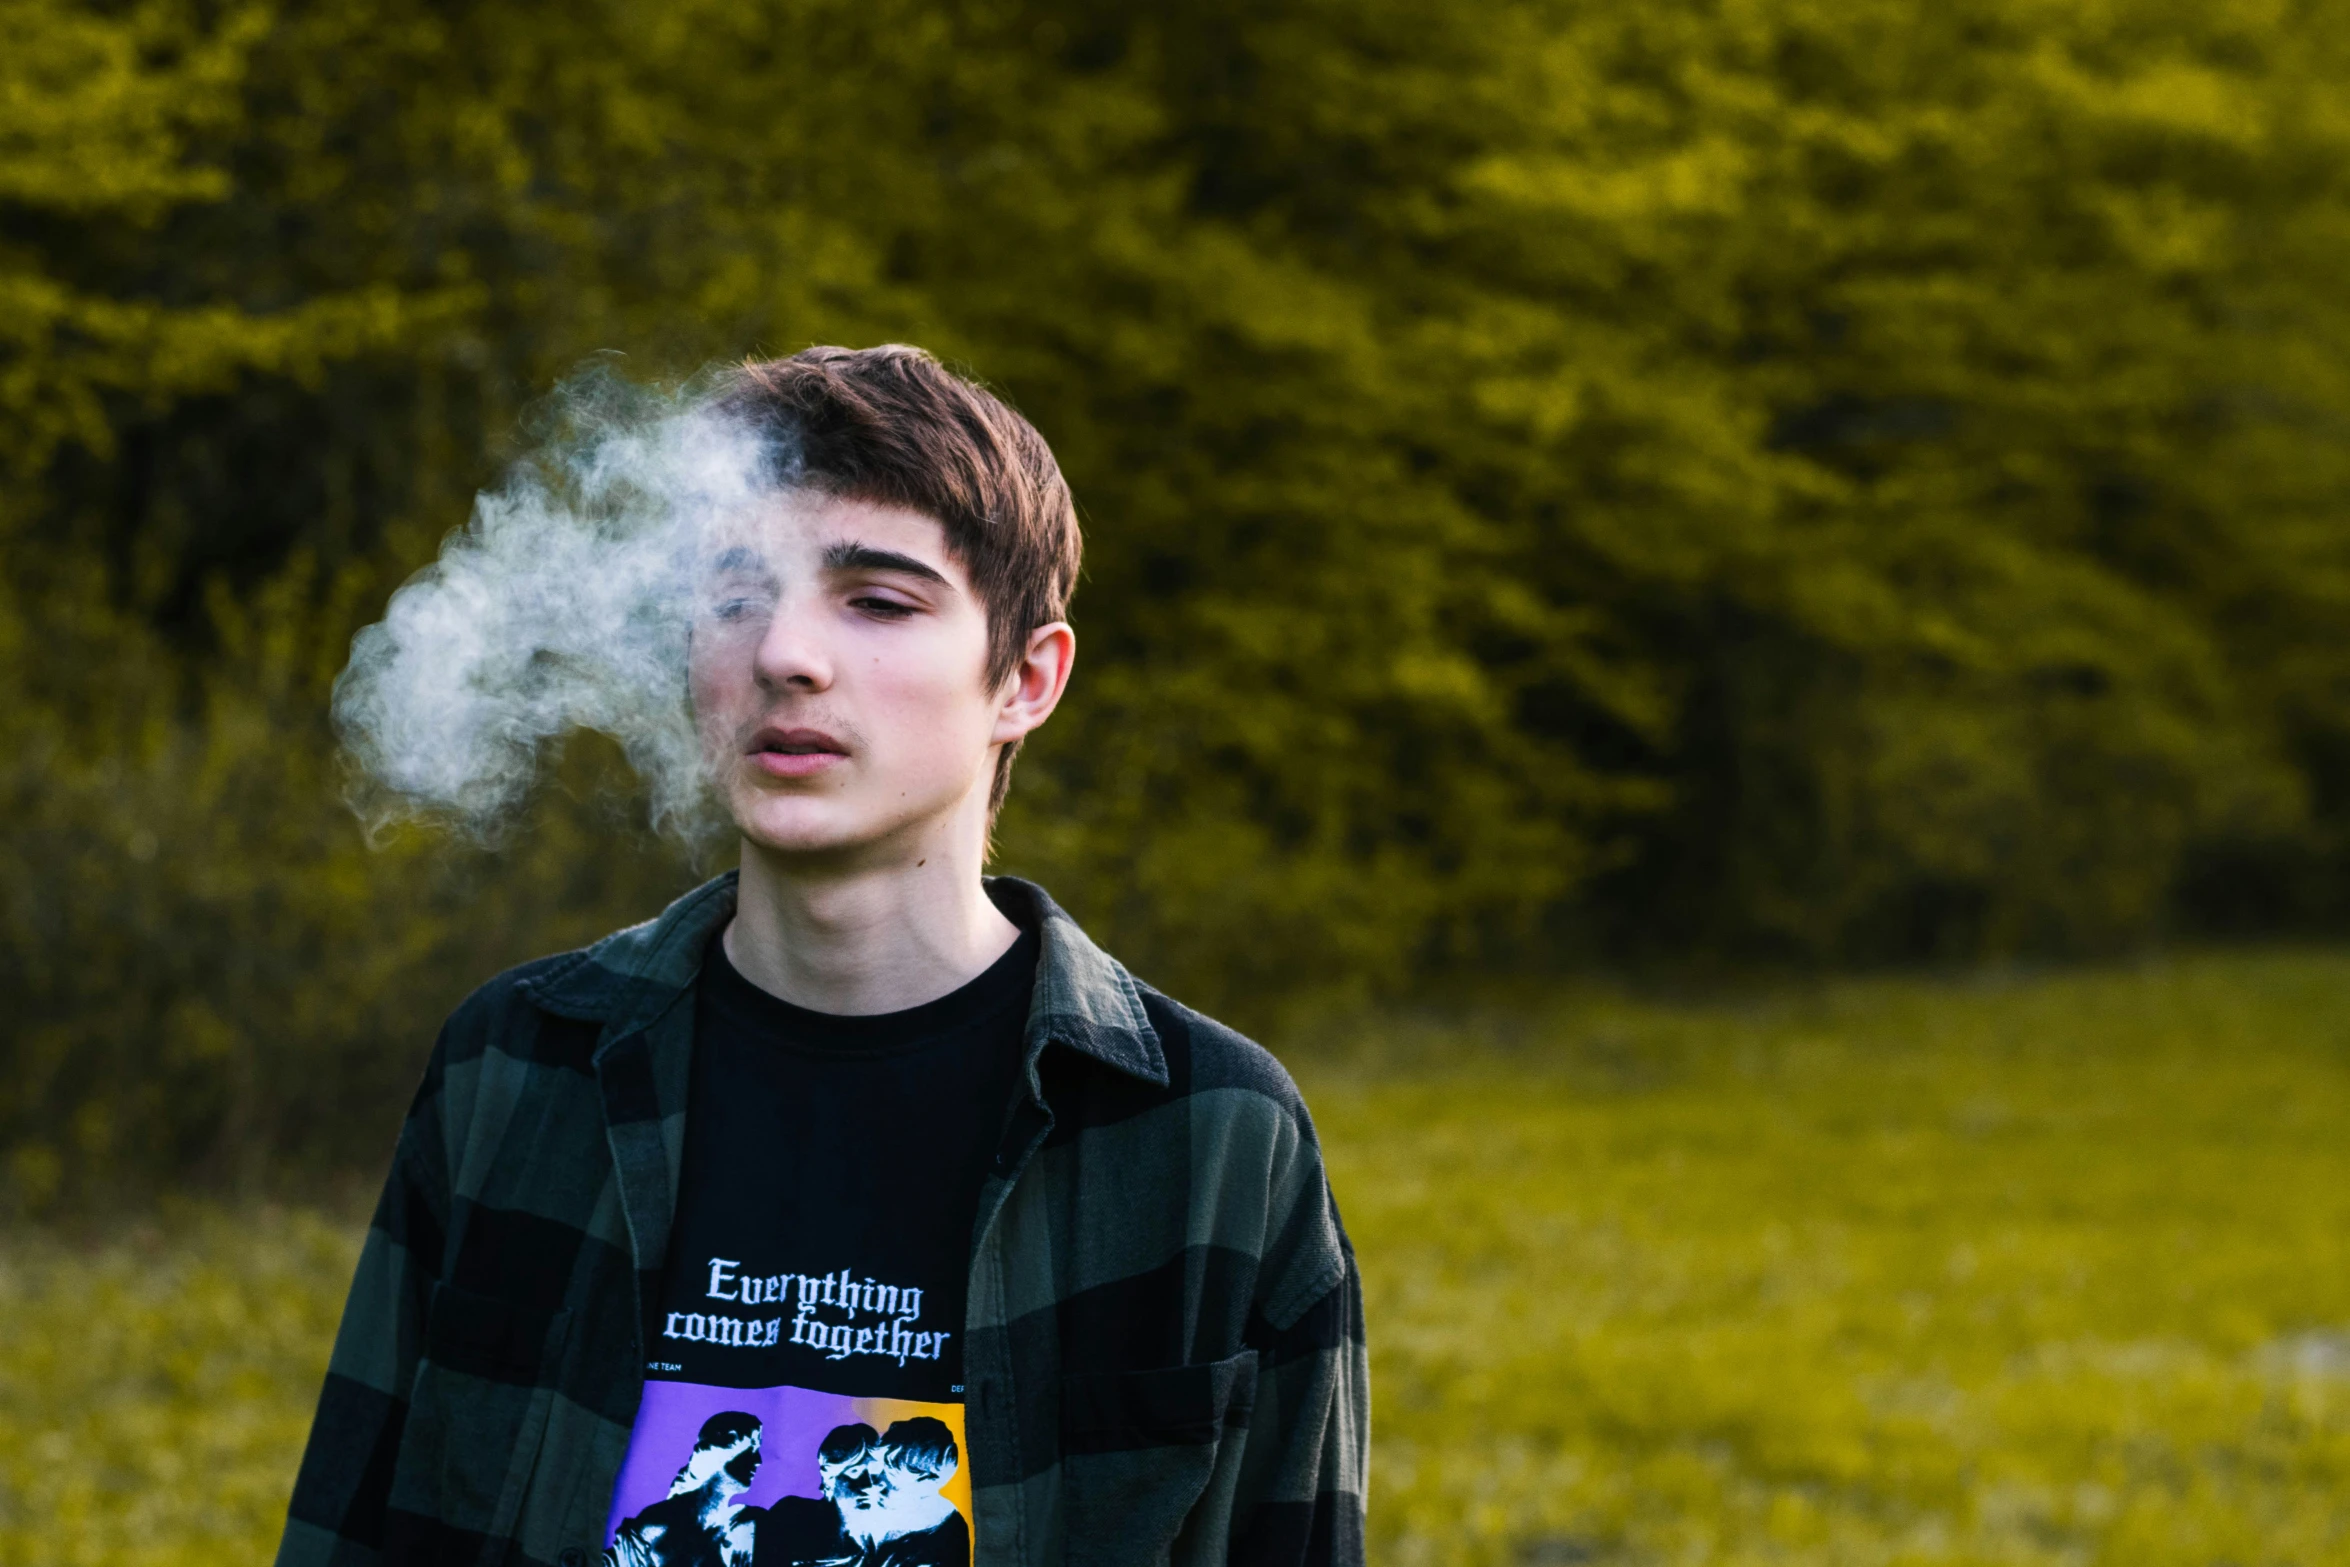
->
[1232,1131,1371,1567]
[274,1038,453,1567]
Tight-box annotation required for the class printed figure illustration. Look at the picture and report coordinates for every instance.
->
[606,1412,767,1566]
[612,1408,969,1565]
[765,1419,969,1566]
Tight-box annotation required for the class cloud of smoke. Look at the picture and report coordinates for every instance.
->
[332,363,789,840]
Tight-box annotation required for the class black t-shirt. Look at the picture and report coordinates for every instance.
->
[600,919,1034,1567]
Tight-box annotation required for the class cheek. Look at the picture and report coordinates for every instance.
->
[687,649,742,733]
[870,671,996,758]
[863,632,997,734]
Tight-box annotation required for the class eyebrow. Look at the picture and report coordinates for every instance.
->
[822,540,953,589]
[708,546,773,577]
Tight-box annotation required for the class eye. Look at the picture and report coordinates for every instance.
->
[851,594,918,620]
[712,597,754,622]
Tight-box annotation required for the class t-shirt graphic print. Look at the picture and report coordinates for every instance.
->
[602,1254,971,1567]
[602,918,1034,1567]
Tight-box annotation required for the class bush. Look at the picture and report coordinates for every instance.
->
[7,0,2350,1194]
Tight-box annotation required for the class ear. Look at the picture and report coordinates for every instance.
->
[990,621,1076,747]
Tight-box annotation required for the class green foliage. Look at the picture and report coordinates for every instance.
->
[11,954,2350,1563]
[0,555,698,1203]
[7,0,2350,1191]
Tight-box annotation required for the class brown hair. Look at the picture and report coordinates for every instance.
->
[714,345,1081,812]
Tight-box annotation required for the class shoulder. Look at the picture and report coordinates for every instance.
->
[1122,983,1336,1205]
[626,1493,697,1529]
[433,950,602,1071]
[427,872,738,1069]
[453,949,594,1026]
[1002,873,1306,1123]
[1137,984,1312,1124]
[1130,984,1351,1325]
[397,954,610,1160]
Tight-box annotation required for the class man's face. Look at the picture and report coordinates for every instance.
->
[820,1444,886,1511]
[677,1430,759,1498]
[878,1446,949,1507]
[688,492,1004,859]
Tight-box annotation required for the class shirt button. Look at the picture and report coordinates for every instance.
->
[559,1548,587,1567]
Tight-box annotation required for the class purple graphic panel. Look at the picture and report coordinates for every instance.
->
[605,1379,971,1564]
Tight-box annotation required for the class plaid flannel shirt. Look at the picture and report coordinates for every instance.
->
[275,873,1368,1567]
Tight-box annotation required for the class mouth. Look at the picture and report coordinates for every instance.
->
[747,725,848,779]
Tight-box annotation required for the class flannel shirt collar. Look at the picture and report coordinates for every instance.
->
[517,870,1168,1086]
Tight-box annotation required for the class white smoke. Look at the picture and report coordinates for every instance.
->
[332,364,789,839]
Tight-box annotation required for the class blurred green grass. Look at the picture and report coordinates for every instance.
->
[0,1207,358,1566]
[10,951,2350,1564]
[1309,950,2350,1564]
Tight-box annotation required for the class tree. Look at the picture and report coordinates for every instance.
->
[7,0,2350,1198]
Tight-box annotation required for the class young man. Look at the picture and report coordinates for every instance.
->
[276,346,1368,1567]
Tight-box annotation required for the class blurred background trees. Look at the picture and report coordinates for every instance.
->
[7,0,2350,1202]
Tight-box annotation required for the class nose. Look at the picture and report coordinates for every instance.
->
[751,601,834,693]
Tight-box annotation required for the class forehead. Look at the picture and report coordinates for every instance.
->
[702,490,957,574]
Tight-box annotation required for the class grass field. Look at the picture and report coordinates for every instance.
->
[7,950,2350,1564]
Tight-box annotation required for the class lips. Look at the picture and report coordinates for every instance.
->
[747,725,848,779]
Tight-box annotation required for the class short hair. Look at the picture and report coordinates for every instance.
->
[878,1416,959,1480]
[715,345,1082,813]
[817,1422,878,1468]
[696,1411,761,1451]
[695,1411,763,1485]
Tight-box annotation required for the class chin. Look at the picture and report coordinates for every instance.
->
[723,766,988,863]
[731,803,877,857]
[728,786,940,860]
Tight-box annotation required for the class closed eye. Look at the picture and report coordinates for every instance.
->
[705,574,774,623]
[851,594,919,619]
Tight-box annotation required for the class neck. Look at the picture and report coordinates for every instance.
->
[723,806,1020,1017]
[892,1491,957,1532]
